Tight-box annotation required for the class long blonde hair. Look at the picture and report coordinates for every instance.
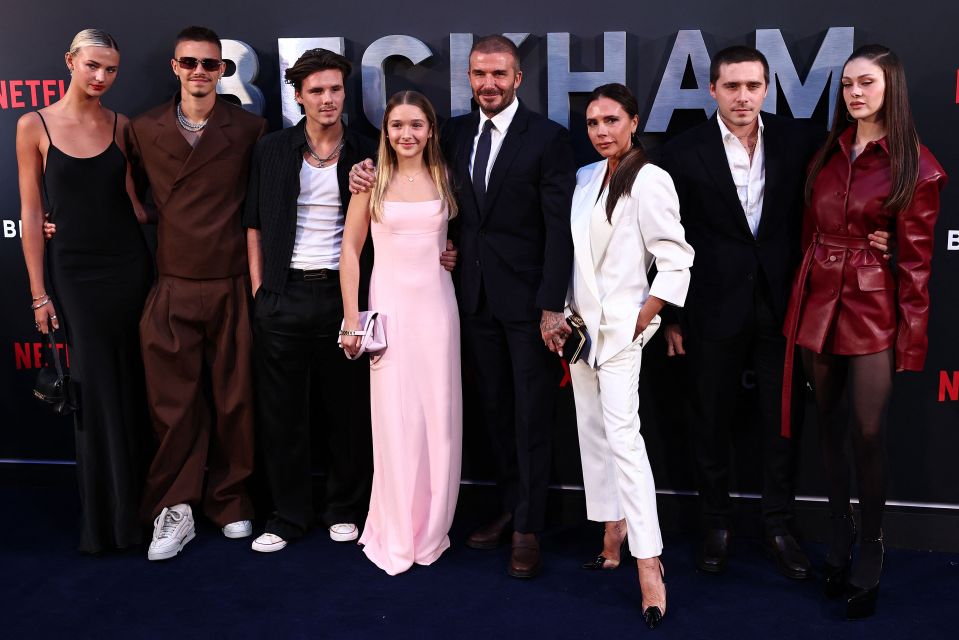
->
[370,91,458,222]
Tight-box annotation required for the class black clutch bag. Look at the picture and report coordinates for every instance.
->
[33,327,76,416]
[563,314,591,365]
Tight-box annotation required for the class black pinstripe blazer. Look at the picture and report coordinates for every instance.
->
[242,118,377,301]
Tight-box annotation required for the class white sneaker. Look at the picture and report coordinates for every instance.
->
[148,503,195,561]
[251,532,287,553]
[329,523,358,542]
[222,520,253,539]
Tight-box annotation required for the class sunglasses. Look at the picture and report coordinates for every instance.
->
[176,57,223,71]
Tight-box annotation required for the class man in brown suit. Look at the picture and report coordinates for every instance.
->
[127,26,267,561]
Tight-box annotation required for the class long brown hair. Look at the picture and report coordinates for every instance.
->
[587,83,648,223]
[370,91,458,222]
[805,44,920,213]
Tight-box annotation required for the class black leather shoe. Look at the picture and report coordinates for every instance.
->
[697,529,730,573]
[765,534,810,580]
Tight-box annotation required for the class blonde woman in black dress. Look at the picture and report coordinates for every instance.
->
[17,29,152,553]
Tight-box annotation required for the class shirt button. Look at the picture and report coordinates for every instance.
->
[475,260,481,267]
[828,255,838,262]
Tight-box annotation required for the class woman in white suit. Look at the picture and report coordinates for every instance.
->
[567,83,694,629]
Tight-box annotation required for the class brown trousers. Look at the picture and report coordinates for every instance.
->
[139,274,254,526]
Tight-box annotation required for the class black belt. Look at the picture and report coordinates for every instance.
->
[288,268,338,281]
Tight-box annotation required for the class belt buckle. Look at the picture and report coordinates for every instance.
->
[303,269,328,281]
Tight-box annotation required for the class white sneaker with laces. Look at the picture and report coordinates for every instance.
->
[329,523,358,542]
[148,503,195,561]
[251,532,287,553]
[222,520,253,539]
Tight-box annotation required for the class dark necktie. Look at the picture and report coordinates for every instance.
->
[472,119,495,207]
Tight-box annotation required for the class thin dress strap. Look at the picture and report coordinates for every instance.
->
[112,110,118,138]
[36,111,53,145]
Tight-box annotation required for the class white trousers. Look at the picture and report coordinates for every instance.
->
[570,337,663,559]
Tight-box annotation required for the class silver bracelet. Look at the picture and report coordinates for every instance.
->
[31,298,50,310]
[339,329,363,336]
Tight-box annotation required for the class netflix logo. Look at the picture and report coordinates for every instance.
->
[0,79,65,110]
[939,371,959,402]
[13,340,71,370]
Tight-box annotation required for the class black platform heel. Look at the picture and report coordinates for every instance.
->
[641,559,667,630]
[845,535,884,620]
[822,509,857,599]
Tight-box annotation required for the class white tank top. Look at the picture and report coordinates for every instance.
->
[290,160,343,270]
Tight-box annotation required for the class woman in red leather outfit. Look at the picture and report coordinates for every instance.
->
[783,44,946,619]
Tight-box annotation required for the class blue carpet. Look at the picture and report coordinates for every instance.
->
[2,469,956,639]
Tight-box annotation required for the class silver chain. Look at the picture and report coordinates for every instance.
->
[176,103,208,132]
[305,136,345,167]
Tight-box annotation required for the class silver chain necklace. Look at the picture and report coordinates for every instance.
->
[305,136,345,167]
[176,103,209,132]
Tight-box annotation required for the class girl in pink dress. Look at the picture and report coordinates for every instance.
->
[339,91,462,575]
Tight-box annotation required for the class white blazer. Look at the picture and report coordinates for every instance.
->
[567,160,694,367]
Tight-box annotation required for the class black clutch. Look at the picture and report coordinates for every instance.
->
[33,327,76,416]
[563,314,591,365]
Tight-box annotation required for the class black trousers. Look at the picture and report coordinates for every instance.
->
[252,274,373,541]
[462,291,560,534]
[684,283,803,535]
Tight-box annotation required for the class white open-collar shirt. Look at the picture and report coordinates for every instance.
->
[717,113,765,237]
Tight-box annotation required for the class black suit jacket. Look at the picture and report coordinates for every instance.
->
[659,112,823,340]
[242,118,377,305]
[441,101,575,321]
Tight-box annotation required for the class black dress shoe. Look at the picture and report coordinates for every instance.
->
[765,534,810,580]
[697,529,729,573]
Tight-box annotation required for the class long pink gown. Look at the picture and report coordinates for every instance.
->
[360,199,462,575]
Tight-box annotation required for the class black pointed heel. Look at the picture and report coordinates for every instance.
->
[823,509,857,599]
[643,606,663,630]
[845,535,883,620]
[581,554,618,570]
[582,524,627,570]
[641,559,667,630]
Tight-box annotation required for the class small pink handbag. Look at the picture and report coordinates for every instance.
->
[338,311,387,360]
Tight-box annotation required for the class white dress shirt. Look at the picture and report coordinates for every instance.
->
[469,97,520,188]
[717,114,765,237]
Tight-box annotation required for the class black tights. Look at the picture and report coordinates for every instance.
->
[802,348,893,583]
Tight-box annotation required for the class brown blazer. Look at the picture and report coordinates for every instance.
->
[127,97,267,279]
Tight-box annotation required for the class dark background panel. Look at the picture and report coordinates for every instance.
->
[2,1,958,508]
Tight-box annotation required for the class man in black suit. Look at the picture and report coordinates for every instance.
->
[658,46,819,579]
[444,35,575,579]
[660,46,890,578]
[352,34,574,578]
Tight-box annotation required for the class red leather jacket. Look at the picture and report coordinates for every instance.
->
[781,127,947,435]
